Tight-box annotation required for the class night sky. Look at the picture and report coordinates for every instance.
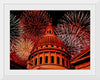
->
[10,10,90,26]
[10,10,67,26]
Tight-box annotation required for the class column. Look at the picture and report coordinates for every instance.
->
[54,52,57,64]
[60,53,62,65]
[49,52,51,64]
[37,54,39,65]
[43,52,45,64]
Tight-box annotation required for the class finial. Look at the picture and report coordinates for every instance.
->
[48,23,52,26]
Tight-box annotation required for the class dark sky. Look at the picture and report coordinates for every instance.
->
[10,10,90,26]
[10,10,66,26]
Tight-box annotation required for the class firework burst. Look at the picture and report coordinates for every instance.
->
[58,11,90,33]
[10,14,20,42]
[55,11,90,57]
[10,14,21,53]
[19,11,52,40]
[11,36,34,60]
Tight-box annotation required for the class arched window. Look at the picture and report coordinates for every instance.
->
[51,56,54,63]
[45,56,48,63]
[57,57,60,64]
[40,57,42,64]
[51,45,53,47]
[66,60,68,66]
[35,58,37,65]
[47,30,51,33]
[62,58,64,66]
[31,56,33,58]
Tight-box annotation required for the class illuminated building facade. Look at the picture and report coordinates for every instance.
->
[71,48,90,69]
[27,23,71,69]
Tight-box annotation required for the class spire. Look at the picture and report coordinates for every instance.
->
[46,23,54,34]
[44,23,56,37]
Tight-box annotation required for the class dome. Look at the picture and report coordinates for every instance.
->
[27,23,71,70]
[33,23,67,50]
[34,36,66,48]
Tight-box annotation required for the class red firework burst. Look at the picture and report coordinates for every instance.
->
[19,11,52,40]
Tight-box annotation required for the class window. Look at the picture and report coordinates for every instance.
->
[44,51,49,53]
[50,51,55,53]
[35,58,37,65]
[66,61,68,66]
[51,56,54,63]
[57,57,60,64]
[51,45,53,47]
[38,52,43,54]
[47,30,51,33]
[46,45,48,47]
[34,54,37,56]
[56,52,60,54]
[62,58,64,66]
[41,46,43,48]
[45,56,48,63]
[40,57,42,64]
[31,56,33,58]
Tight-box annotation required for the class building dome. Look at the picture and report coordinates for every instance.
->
[27,23,71,69]
[33,23,67,50]
[34,34,67,49]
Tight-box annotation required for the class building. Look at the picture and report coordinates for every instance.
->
[10,23,90,70]
[27,23,71,69]
[70,48,90,69]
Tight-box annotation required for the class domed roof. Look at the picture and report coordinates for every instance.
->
[36,36,66,48]
[33,23,67,49]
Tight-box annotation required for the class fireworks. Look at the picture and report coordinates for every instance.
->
[58,11,90,33]
[10,11,90,67]
[55,11,90,57]
[11,36,34,60]
[19,11,52,40]
[10,14,21,53]
[10,14,20,43]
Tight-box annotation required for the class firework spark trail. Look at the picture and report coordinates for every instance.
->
[55,11,90,57]
[19,11,52,40]
[10,14,20,42]
[55,23,90,57]
[59,11,90,33]
[10,14,21,53]
[11,36,34,60]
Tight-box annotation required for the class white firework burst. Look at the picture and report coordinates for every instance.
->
[11,36,34,60]
[55,23,90,57]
